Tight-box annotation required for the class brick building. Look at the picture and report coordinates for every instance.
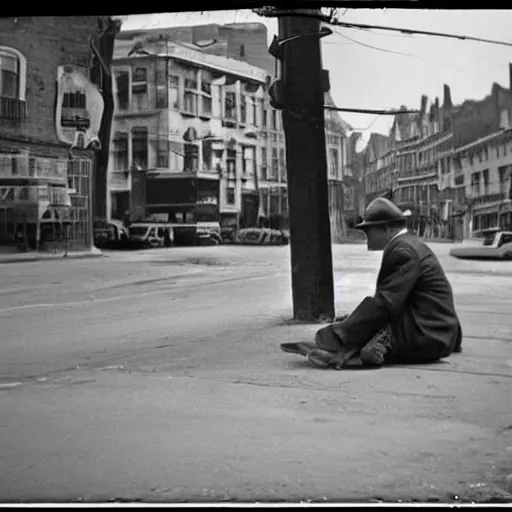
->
[0,16,116,251]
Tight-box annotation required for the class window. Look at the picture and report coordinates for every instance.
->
[240,95,247,124]
[260,147,268,181]
[132,67,147,94]
[62,91,86,109]
[484,147,489,161]
[169,75,180,109]
[115,71,129,110]
[329,148,339,179]
[0,47,26,100]
[183,77,198,114]
[499,165,510,194]
[202,140,212,171]
[261,101,267,127]
[252,98,258,126]
[483,169,489,195]
[157,141,169,168]
[271,109,277,130]
[271,148,279,180]
[225,91,237,120]
[226,149,236,179]
[227,187,235,205]
[242,147,255,177]
[132,127,148,169]
[471,172,480,197]
[112,132,128,171]
[240,44,245,58]
[200,80,212,117]
[279,148,286,182]
[184,143,199,172]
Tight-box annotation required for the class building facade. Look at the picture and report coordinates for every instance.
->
[109,36,283,230]
[0,16,113,251]
[452,79,512,235]
[453,130,512,235]
[109,29,350,236]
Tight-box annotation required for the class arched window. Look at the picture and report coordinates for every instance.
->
[0,46,27,101]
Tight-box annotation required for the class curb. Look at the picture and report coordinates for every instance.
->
[0,252,105,265]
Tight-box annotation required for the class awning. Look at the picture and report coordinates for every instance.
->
[472,200,505,215]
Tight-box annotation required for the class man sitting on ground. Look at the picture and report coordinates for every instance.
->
[281,197,462,370]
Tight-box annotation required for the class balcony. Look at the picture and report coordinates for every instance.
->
[0,154,68,181]
[0,97,27,121]
[48,187,72,207]
[0,185,70,207]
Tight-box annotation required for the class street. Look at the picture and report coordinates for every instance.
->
[1,243,512,503]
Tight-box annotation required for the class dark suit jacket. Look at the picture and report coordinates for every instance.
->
[332,232,462,362]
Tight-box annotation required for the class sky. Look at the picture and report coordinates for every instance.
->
[118,9,512,148]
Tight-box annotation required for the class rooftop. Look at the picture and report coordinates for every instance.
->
[113,39,269,83]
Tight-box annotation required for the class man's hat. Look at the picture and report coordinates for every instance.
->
[355,197,410,230]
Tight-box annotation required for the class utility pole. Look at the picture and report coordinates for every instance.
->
[275,11,335,321]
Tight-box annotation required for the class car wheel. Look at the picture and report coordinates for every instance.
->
[503,252,512,261]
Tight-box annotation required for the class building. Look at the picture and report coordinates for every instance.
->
[109,29,350,237]
[389,86,458,239]
[452,78,512,235]
[118,23,275,75]
[109,36,280,231]
[453,130,512,235]
[343,132,365,223]
[362,132,395,205]
[0,16,115,251]
[324,93,351,242]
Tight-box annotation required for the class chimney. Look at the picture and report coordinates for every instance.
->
[443,84,452,108]
[420,95,428,118]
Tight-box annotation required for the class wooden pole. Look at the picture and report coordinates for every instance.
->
[279,12,335,321]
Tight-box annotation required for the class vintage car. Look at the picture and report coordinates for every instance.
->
[449,230,512,260]
[235,227,289,246]
[94,220,130,249]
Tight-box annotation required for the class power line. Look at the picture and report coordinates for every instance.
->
[331,20,512,49]
[324,106,418,115]
[332,29,494,79]
[255,8,512,49]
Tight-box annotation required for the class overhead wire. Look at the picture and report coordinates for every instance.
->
[331,28,495,80]
[255,9,512,49]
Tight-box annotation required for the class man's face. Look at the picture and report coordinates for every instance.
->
[364,225,389,251]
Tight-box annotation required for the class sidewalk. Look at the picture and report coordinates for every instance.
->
[0,247,104,264]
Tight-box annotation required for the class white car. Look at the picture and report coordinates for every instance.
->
[449,230,512,261]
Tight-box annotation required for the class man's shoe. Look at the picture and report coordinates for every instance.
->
[280,342,317,357]
[360,330,392,366]
[307,347,360,370]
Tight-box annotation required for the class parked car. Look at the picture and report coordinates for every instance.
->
[236,227,289,246]
[94,220,130,249]
[128,222,172,249]
[449,230,512,260]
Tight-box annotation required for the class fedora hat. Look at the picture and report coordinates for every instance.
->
[355,197,409,230]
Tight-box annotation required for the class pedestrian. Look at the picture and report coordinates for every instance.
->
[281,197,462,370]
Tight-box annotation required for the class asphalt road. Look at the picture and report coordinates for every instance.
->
[1,244,512,503]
